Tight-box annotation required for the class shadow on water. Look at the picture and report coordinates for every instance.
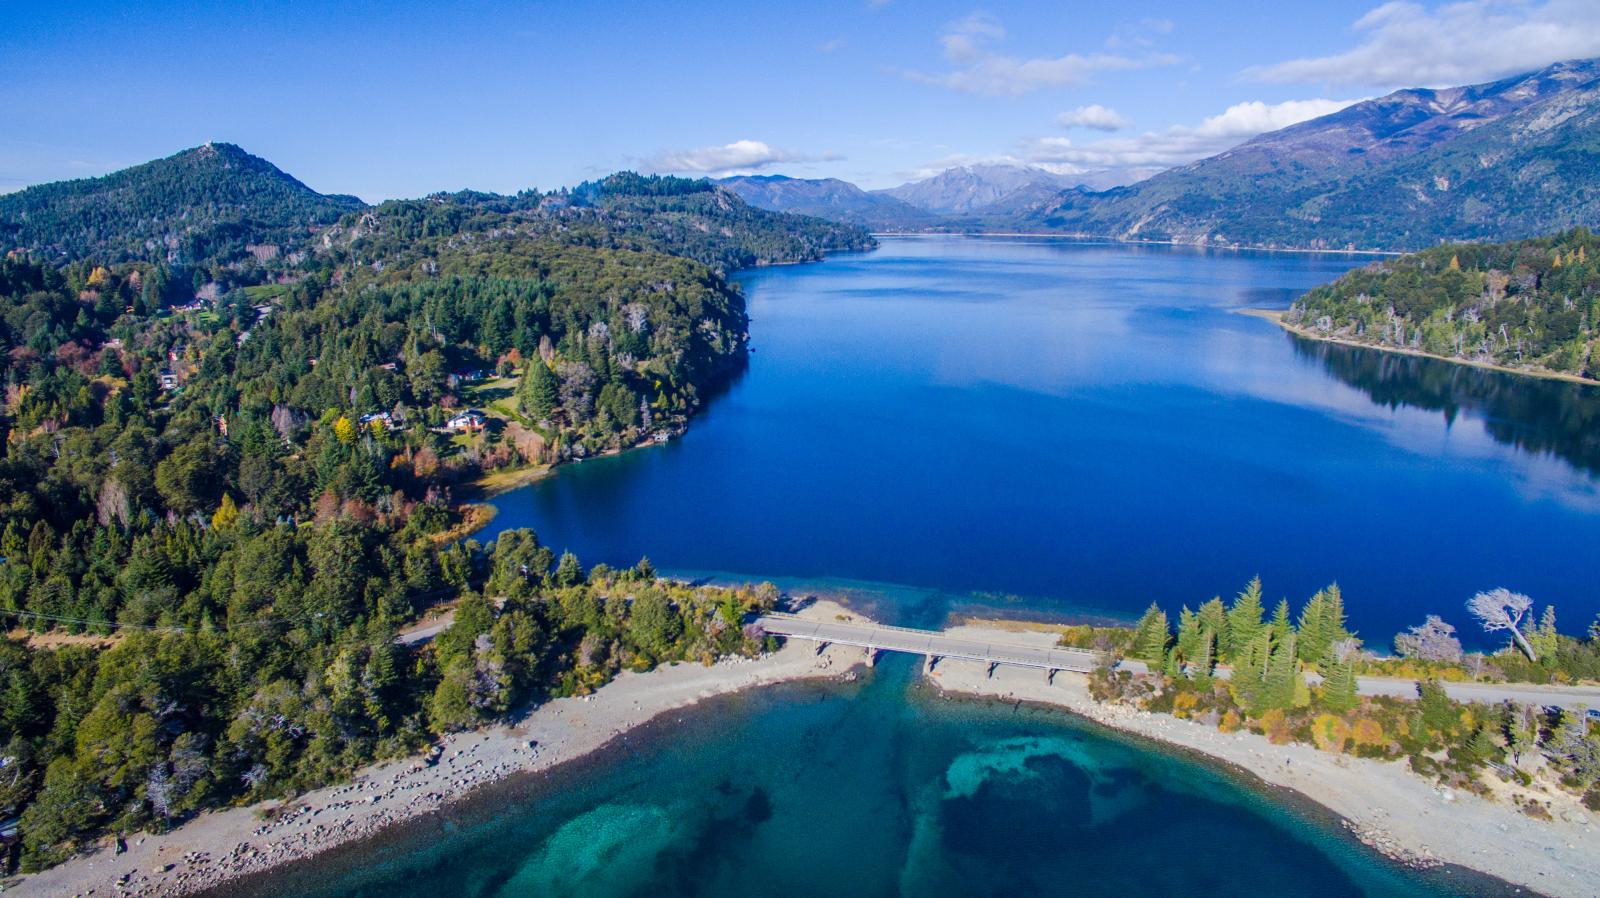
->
[1290,334,1600,476]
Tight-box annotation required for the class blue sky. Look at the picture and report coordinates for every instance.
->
[4,0,1599,199]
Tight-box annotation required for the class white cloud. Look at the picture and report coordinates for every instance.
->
[1246,0,1600,88]
[1057,104,1132,131]
[902,13,1179,97]
[645,140,841,176]
[1023,97,1362,170]
[1105,17,1175,50]
[818,37,846,54]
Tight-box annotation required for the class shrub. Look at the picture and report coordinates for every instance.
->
[1312,713,1351,753]
[1351,718,1387,751]
[1259,708,1292,745]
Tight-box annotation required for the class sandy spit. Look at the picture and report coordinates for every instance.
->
[927,625,1600,898]
[1238,307,1600,387]
[14,602,858,898]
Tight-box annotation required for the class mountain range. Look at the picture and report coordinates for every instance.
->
[718,163,1108,229]
[7,57,1600,260]
[720,58,1600,252]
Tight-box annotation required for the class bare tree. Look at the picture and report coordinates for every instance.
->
[1329,637,1361,663]
[1466,588,1538,661]
[1393,615,1463,663]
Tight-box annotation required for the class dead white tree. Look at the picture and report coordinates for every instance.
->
[1466,588,1538,661]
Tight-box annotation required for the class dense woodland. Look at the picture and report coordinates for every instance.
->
[0,145,870,870]
[1096,580,1600,815]
[0,144,364,268]
[1290,228,1600,379]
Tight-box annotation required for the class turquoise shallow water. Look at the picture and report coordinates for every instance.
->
[221,658,1516,898]
[485,237,1600,643]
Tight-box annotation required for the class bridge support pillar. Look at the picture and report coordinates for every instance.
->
[865,646,878,668]
[987,661,999,679]
[814,641,830,657]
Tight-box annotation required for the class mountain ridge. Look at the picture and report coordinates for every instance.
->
[0,142,365,265]
[727,58,1600,250]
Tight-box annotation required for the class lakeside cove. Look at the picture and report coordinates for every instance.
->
[18,600,1599,898]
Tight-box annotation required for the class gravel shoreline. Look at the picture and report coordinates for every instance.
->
[12,602,856,898]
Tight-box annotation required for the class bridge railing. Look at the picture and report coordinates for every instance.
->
[758,611,984,639]
[756,612,1109,670]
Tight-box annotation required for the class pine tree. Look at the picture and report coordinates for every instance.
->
[520,360,559,420]
[1324,585,1350,649]
[1530,605,1559,661]
[1296,589,1330,665]
[1270,598,1292,640]
[211,494,240,530]
[1260,632,1300,713]
[1190,629,1215,682]
[1320,656,1357,713]
[1223,577,1265,664]
[1468,724,1503,766]
[1297,584,1351,666]
[1129,602,1171,664]
[1175,607,1202,662]
[1232,628,1273,712]
[1197,598,1227,647]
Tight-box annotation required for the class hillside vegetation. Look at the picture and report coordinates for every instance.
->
[1289,228,1600,380]
[0,143,364,268]
[0,145,865,870]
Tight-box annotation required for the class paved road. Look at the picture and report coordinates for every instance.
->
[759,613,1600,710]
[396,613,455,647]
[1355,676,1600,711]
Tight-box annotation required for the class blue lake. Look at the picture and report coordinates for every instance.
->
[487,237,1600,642]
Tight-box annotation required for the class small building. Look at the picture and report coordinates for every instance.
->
[360,411,398,431]
[159,371,179,391]
[445,410,487,433]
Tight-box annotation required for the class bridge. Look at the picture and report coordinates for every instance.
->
[756,612,1600,711]
[755,612,1105,681]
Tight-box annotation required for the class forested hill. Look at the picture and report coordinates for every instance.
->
[1289,228,1600,380]
[568,172,875,269]
[0,150,870,871]
[328,173,875,276]
[0,143,364,267]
